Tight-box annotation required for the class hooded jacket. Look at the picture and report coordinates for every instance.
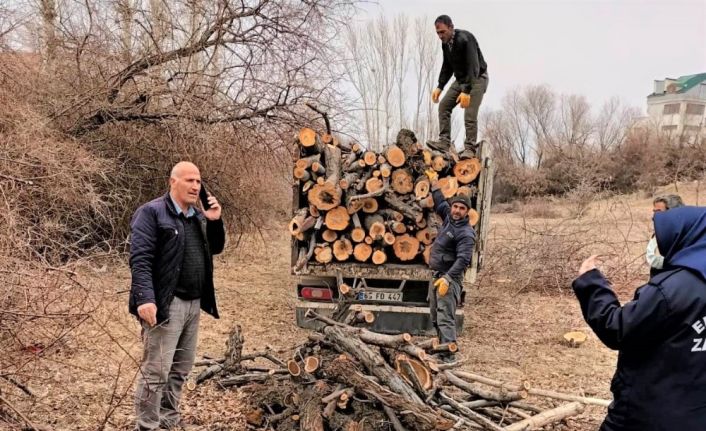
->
[429,188,476,283]
[129,193,225,323]
[573,206,706,430]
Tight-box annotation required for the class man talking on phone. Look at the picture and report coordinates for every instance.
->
[129,161,225,430]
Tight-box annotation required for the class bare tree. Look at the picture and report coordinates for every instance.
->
[343,13,442,148]
[594,97,640,152]
[521,84,556,168]
[411,16,440,142]
[558,94,592,148]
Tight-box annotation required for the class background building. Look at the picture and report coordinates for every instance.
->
[646,73,706,140]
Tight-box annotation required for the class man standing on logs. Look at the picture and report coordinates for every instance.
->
[425,169,476,362]
[428,14,488,159]
[129,161,225,431]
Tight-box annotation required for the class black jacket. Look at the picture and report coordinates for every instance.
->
[438,29,487,94]
[573,268,706,430]
[129,193,225,323]
[429,189,476,283]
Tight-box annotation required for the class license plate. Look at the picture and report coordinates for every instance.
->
[364,291,402,302]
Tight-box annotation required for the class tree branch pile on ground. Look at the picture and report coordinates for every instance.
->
[291,123,483,270]
[195,310,605,430]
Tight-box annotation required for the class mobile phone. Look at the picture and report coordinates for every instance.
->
[199,183,211,210]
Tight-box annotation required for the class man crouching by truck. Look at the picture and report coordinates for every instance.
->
[425,169,476,363]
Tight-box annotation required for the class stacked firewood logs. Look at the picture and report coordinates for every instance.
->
[291,127,483,270]
[195,313,607,430]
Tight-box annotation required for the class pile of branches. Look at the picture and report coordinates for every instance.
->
[196,310,608,431]
[291,117,483,270]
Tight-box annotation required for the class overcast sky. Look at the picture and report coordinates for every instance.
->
[358,0,706,114]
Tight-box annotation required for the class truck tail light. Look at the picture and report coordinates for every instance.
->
[300,287,332,301]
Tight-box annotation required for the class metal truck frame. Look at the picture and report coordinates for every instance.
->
[292,142,494,335]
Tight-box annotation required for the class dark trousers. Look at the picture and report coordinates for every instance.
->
[429,277,462,343]
[438,74,489,152]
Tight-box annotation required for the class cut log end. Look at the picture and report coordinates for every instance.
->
[287,360,301,377]
[322,229,338,242]
[298,128,317,148]
[371,249,387,265]
[438,176,459,199]
[362,198,378,214]
[308,182,342,211]
[453,157,482,184]
[391,169,414,194]
[415,179,430,199]
[325,206,350,231]
[353,243,372,262]
[351,227,366,243]
[304,356,320,373]
[468,208,479,227]
[563,331,588,347]
[393,234,420,261]
[386,145,406,167]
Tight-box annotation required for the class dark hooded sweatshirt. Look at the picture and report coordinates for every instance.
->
[573,206,706,430]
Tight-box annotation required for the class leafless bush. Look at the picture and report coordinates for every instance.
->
[520,200,562,219]
[482,85,706,203]
[481,199,648,294]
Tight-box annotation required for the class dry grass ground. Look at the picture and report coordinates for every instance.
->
[2,181,703,430]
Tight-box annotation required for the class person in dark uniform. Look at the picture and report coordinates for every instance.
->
[573,206,706,430]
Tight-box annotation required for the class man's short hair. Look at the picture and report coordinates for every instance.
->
[654,194,684,210]
[435,15,453,27]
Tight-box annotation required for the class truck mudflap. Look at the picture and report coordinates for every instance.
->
[295,301,464,336]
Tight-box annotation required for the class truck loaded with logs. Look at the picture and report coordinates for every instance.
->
[289,114,494,335]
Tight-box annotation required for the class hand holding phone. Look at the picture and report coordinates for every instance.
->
[199,183,211,210]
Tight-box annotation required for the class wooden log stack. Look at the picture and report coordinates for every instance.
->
[196,314,601,430]
[292,127,483,270]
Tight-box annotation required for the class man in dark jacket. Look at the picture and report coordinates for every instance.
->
[130,161,225,431]
[426,169,476,362]
[428,14,488,159]
[573,206,706,430]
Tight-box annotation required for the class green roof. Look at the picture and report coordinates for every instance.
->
[674,73,706,93]
[648,72,706,98]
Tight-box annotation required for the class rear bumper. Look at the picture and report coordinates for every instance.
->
[295,301,464,336]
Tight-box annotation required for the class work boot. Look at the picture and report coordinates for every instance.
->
[427,140,451,153]
[458,147,477,160]
[430,352,457,364]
